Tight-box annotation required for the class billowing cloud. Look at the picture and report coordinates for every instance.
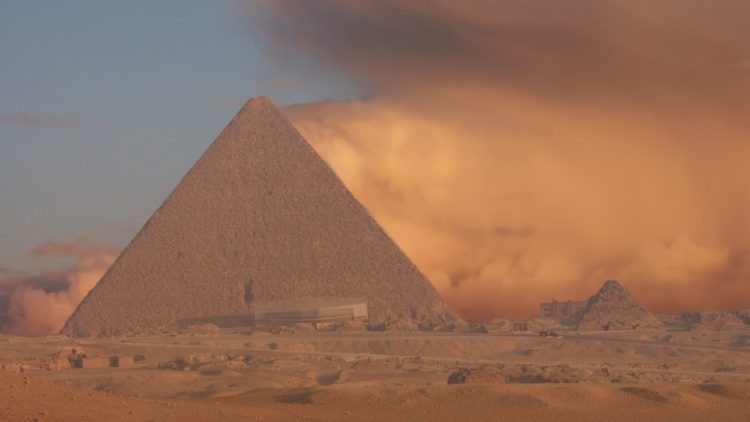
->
[249,1,750,319]
[0,238,119,336]
[251,1,750,105]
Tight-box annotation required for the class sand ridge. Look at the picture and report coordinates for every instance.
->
[2,370,750,422]
[4,325,750,420]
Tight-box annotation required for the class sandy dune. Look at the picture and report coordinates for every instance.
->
[2,371,750,422]
[2,327,750,420]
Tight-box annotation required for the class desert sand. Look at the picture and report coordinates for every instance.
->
[2,324,750,421]
[3,370,750,422]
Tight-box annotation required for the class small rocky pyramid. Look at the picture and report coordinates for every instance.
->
[571,280,661,331]
[62,97,454,337]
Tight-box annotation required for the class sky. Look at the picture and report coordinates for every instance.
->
[0,0,358,271]
[2,1,750,334]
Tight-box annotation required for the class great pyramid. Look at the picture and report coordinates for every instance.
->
[62,97,453,337]
[571,280,662,331]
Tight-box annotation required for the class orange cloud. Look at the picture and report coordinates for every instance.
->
[284,95,750,320]
[250,1,750,320]
[0,239,119,336]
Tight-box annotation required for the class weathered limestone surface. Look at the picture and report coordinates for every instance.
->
[62,97,453,337]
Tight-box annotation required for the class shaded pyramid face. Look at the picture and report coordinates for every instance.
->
[571,280,661,331]
[62,97,453,337]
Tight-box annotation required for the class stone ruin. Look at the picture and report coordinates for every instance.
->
[571,280,662,331]
[51,348,144,370]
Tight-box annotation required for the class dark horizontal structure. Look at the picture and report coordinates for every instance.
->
[255,298,367,323]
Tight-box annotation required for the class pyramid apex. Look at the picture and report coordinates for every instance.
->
[596,279,628,295]
[242,96,275,111]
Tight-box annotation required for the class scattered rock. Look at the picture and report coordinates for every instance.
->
[447,369,468,385]
[620,387,668,403]
[366,322,387,332]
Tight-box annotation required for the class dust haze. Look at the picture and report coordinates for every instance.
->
[0,238,119,336]
[248,0,750,319]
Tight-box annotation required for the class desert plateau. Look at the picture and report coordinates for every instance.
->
[2,311,750,421]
